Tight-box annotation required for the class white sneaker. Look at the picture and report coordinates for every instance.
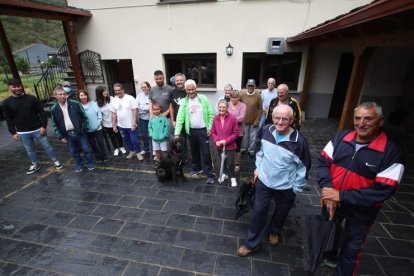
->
[26,164,40,175]
[119,147,127,154]
[126,151,136,159]
[113,149,119,156]
[54,160,63,170]
[218,174,228,183]
[139,150,146,155]
[231,178,237,187]
[136,153,144,161]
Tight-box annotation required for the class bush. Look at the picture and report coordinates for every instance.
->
[15,56,30,74]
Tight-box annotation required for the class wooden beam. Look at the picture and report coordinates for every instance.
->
[314,30,414,49]
[62,20,85,90]
[287,0,414,43]
[338,47,375,130]
[0,0,91,19]
[0,18,22,88]
[0,8,75,21]
[299,47,314,111]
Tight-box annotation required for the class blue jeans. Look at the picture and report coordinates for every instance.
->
[241,124,258,153]
[189,128,214,177]
[244,180,296,249]
[66,131,93,168]
[138,119,150,152]
[119,127,141,153]
[20,129,57,164]
[259,112,266,129]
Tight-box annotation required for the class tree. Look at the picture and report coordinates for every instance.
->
[14,56,29,74]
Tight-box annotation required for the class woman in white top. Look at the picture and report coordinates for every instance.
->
[136,81,151,153]
[96,86,126,156]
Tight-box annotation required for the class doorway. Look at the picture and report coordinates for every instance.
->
[329,53,354,118]
[103,59,136,97]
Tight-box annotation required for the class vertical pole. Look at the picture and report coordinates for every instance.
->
[338,47,375,130]
[0,19,23,89]
[299,47,314,112]
[62,20,85,90]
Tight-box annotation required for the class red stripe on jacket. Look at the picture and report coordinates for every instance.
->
[330,164,374,190]
[375,176,399,187]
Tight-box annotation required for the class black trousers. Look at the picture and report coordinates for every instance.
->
[189,128,214,177]
[325,213,371,276]
[103,126,123,150]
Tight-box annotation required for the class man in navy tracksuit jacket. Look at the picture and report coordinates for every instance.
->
[318,102,404,276]
[237,104,311,257]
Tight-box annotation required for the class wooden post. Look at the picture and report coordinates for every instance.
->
[338,47,375,130]
[299,47,314,111]
[0,19,22,86]
[62,20,85,90]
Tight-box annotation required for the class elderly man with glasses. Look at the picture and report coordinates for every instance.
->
[237,104,311,257]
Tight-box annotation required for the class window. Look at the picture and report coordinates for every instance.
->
[242,52,302,90]
[165,54,216,87]
[158,0,216,4]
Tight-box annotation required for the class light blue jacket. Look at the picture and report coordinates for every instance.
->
[256,124,311,193]
[83,101,102,132]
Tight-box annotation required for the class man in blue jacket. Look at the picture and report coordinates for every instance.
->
[237,104,311,257]
[318,102,404,275]
[51,86,94,172]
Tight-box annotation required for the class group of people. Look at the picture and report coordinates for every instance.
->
[3,73,405,275]
[236,101,404,276]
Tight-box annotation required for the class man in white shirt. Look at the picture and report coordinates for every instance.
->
[259,78,277,128]
[110,83,144,161]
[174,79,215,184]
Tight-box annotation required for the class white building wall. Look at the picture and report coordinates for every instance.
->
[69,0,371,104]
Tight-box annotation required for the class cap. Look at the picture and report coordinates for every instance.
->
[6,79,22,86]
[246,79,256,86]
[62,81,71,87]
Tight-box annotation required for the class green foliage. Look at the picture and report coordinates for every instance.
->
[15,56,30,74]
[0,74,41,101]
[0,0,69,100]
[0,0,67,66]
[47,56,58,68]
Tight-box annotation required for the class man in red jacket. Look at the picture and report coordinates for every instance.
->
[317,102,405,275]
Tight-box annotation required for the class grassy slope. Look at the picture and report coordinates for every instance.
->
[0,0,68,99]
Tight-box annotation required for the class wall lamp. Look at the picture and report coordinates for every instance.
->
[226,43,234,56]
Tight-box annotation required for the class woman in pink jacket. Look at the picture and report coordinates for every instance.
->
[228,90,246,172]
[211,99,240,187]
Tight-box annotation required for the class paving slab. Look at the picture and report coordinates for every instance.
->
[0,119,412,275]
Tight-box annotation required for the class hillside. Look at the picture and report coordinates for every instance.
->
[0,0,67,60]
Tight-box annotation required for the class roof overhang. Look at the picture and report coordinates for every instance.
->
[287,0,414,47]
[0,0,91,21]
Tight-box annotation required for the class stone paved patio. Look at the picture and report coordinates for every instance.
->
[0,118,413,275]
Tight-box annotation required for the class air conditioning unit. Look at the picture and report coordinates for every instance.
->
[266,37,285,55]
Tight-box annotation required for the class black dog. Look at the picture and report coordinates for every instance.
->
[155,138,187,186]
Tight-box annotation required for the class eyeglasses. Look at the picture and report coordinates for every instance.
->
[114,89,122,92]
[273,117,290,124]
